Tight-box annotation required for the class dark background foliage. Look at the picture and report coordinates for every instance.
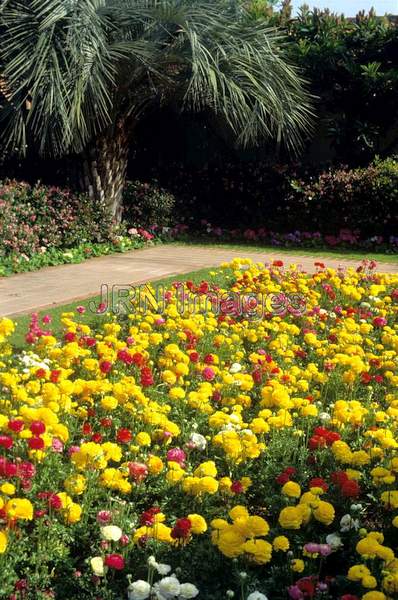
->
[1,3,398,242]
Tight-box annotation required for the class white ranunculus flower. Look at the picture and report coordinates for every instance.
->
[326,533,343,550]
[179,582,199,598]
[147,555,171,575]
[90,556,104,576]
[229,362,242,373]
[189,432,207,450]
[128,579,151,600]
[155,576,181,598]
[100,525,122,541]
[247,592,268,600]
[155,562,172,576]
[340,514,359,532]
[319,412,331,422]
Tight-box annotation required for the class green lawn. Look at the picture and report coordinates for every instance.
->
[8,266,226,350]
[172,240,398,263]
[7,240,397,349]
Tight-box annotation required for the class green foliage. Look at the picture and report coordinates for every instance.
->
[0,0,313,157]
[0,180,115,259]
[246,2,398,163]
[123,180,176,228]
[284,156,398,236]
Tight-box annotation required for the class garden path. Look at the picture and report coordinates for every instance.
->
[1,245,397,316]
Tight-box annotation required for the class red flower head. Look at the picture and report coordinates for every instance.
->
[139,507,160,526]
[50,370,61,383]
[231,481,244,494]
[202,367,215,381]
[82,422,92,436]
[48,494,62,510]
[140,367,154,387]
[341,479,361,498]
[64,332,76,342]
[104,554,125,570]
[171,517,192,540]
[331,471,349,486]
[309,478,329,492]
[30,421,46,435]
[8,420,24,433]
[189,351,199,363]
[128,462,148,482]
[116,428,132,444]
[99,360,112,374]
[28,436,45,450]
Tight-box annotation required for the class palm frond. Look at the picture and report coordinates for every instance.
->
[0,0,314,156]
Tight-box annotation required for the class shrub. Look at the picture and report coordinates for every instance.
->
[284,156,398,237]
[0,181,115,258]
[122,180,176,228]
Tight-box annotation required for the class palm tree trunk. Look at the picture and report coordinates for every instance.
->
[80,123,131,223]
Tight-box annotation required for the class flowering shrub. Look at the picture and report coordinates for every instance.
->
[0,180,115,259]
[0,259,397,599]
[284,158,398,237]
[123,181,176,228]
[132,156,398,244]
[160,222,398,253]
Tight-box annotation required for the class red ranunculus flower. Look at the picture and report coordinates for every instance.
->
[28,436,45,450]
[341,479,361,498]
[104,554,125,570]
[309,477,329,492]
[231,480,244,494]
[116,428,132,444]
[171,517,192,539]
[30,421,46,435]
[99,360,112,374]
[8,419,24,433]
[0,435,14,449]
[128,462,148,482]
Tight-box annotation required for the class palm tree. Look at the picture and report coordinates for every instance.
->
[0,0,313,221]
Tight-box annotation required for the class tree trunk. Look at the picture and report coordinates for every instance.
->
[79,121,131,223]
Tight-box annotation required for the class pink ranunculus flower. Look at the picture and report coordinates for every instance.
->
[96,510,112,524]
[202,366,215,381]
[166,447,186,467]
[51,438,64,453]
[128,462,149,482]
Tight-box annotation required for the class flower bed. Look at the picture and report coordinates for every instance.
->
[159,224,398,254]
[0,259,397,599]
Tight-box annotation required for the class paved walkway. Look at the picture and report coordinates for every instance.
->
[1,245,397,316]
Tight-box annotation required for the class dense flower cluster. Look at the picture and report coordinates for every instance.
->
[0,258,397,599]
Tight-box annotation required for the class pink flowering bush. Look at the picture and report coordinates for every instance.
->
[0,180,115,259]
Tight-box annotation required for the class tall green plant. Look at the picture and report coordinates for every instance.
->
[0,0,313,220]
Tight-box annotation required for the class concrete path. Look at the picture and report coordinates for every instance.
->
[1,245,397,316]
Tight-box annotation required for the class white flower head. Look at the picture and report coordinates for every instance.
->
[229,363,242,373]
[326,533,343,551]
[90,556,104,577]
[147,555,171,575]
[128,579,151,600]
[188,432,207,451]
[319,412,331,422]
[340,514,360,532]
[100,525,122,541]
[247,593,268,600]
[153,576,180,599]
[179,582,200,598]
